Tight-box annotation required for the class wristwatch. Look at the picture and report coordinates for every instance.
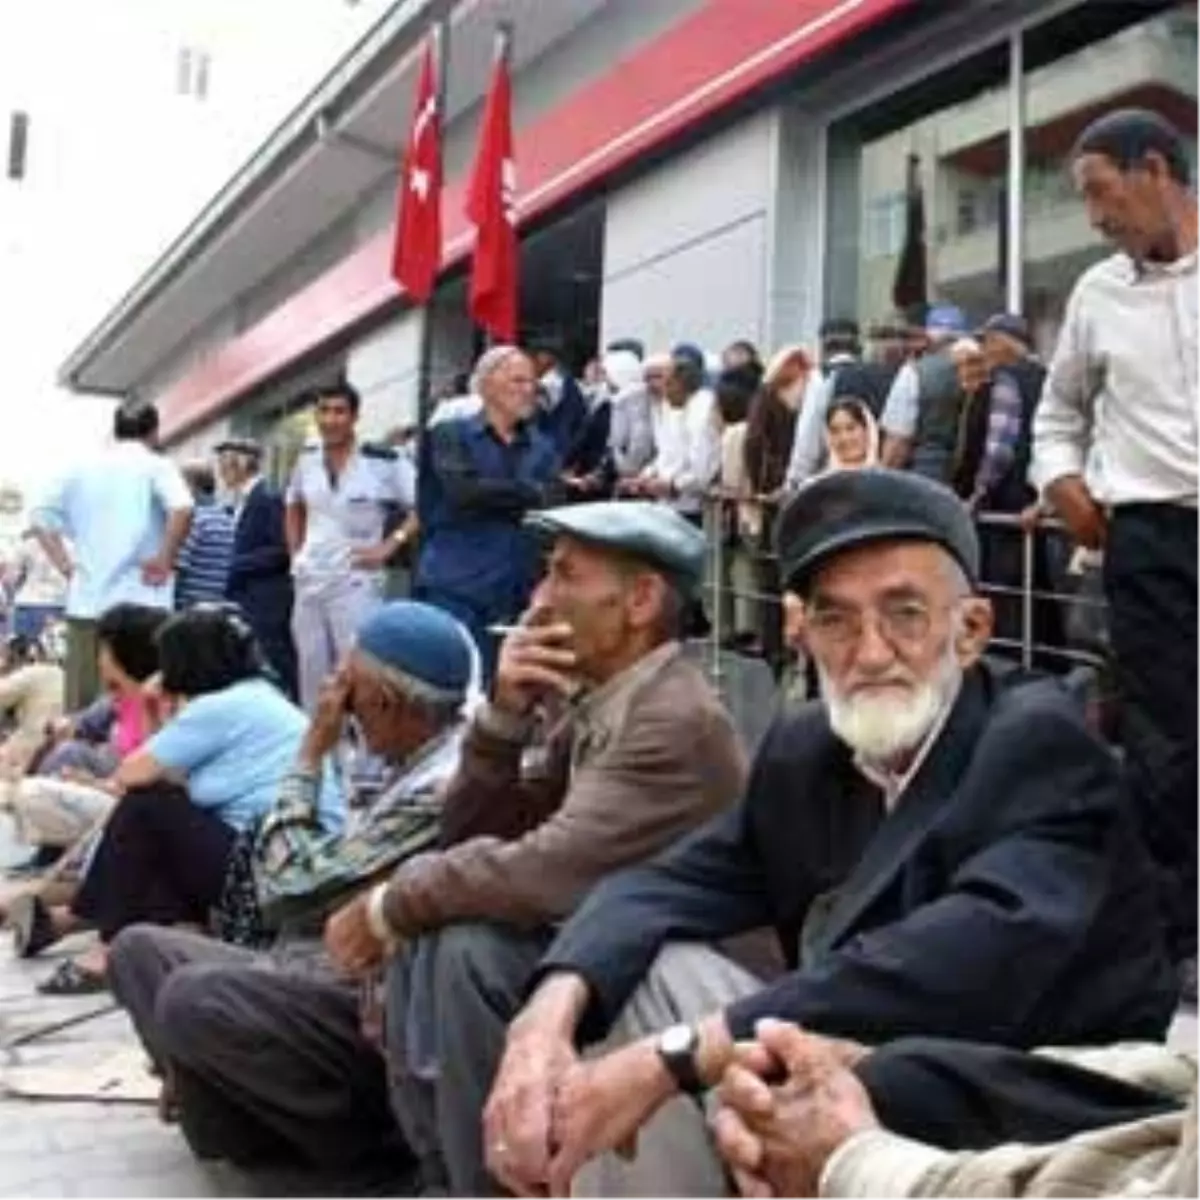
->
[656,1022,705,1095]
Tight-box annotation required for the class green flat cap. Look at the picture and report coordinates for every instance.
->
[525,501,707,591]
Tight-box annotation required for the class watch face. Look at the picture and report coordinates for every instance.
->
[660,1023,693,1055]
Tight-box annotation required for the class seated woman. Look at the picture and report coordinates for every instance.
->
[23,605,343,994]
[0,633,66,806]
[7,604,165,870]
[823,396,880,473]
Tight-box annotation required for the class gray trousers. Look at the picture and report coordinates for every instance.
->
[385,923,759,1197]
[386,923,556,1195]
[291,574,382,713]
[108,924,406,1174]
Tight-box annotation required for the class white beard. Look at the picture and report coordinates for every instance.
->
[821,644,962,765]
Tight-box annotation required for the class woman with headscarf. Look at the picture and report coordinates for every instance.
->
[822,396,881,472]
[742,345,812,678]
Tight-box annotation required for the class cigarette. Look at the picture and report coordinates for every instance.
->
[487,624,522,636]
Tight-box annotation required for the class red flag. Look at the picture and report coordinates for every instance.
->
[390,38,442,302]
[466,33,518,341]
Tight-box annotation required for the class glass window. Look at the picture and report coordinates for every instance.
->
[1019,1,1197,360]
[825,43,1011,332]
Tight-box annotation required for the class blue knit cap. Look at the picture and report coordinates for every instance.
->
[355,601,474,705]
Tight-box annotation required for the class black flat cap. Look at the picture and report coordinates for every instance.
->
[775,468,980,593]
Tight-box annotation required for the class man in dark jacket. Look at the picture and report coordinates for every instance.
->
[482,468,1175,1198]
[216,438,296,698]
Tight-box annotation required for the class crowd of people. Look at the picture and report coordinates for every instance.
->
[0,104,1191,1196]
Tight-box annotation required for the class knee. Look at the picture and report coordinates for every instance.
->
[430,922,517,1001]
[108,923,163,996]
[112,783,158,819]
[423,922,537,1035]
[155,965,243,1065]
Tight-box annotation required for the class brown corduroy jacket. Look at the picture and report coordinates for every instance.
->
[381,642,747,936]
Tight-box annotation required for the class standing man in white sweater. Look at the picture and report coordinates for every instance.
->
[1031,108,1197,999]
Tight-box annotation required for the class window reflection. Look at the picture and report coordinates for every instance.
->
[1020,2,1197,359]
[824,1,1197,348]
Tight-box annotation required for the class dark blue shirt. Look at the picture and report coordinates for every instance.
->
[416,412,561,612]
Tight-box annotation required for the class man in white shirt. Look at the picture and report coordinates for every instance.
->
[285,383,417,712]
[631,353,720,523]
[1031,108,1198,994]
[32,403,193,710]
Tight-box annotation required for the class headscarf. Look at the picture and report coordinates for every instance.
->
[823,397,880,472]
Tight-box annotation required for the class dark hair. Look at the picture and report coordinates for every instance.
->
[5,634,36,665]
[819,317,861,356]
[313,380,361,417]
[183,463,216,499]
[670,356,705,394]
[157,605,266,698]
[96,603,169,682]
[113,403,160,442]
[1073,108,1191,186]
[826,397,871,430]
[715,366,758,426]
[605,337,645,361]
[724,339,762,366]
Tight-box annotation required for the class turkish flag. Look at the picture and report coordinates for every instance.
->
[391,39,442,302]
[466,42,518,341]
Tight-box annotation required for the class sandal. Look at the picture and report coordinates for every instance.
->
[9,893,60,959]
[37,958,108,996]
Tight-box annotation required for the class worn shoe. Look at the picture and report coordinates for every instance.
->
[9,892,59,959]
[1179,956,1197,1008]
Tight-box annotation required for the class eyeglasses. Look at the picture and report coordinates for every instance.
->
[805,598,944,648]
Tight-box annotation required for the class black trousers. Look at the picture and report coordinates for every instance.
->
[858,1036,1184,1151]
[1104,504,1198,961]
[72,783,236,942]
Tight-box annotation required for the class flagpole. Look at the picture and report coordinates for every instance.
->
[496,19,514,69]
[482,20,513,351]
[417,20,449,414]
[432,18,449,124]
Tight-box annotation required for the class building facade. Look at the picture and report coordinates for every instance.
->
[58,0,1197,477]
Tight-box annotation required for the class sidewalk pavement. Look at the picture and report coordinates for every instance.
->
[0,814,1194,1197]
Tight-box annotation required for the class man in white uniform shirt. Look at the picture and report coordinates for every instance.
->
[1031,108,1198,996]
[285,383,416,712]
[32,403,192,710]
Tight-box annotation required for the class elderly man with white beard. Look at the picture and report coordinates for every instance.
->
[480,468,1175,1198]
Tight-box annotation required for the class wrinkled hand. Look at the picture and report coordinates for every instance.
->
[484,1029,579,1196]
[302,668,351,764]
[1018,501,1046,534]
[713,1021,878,1198]
[46,717,74,744]
[323,891,385,977]
[546,1040,675,1196]
[350,542,394,571]
[1047,476,1107,550]
[140,555,173,586]
[493,609,578,717]
[639,477,674,500]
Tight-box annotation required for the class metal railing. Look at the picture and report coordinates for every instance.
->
[695,493,1111,695]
